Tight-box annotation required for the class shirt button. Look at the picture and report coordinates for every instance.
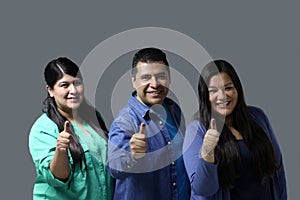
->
[127,165,131,169]
[171,162,175,165]
[168,141,171,145]
[173,182,176,186]
[159,121,163,125]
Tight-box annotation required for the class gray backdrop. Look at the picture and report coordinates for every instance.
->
[1,1,299,199]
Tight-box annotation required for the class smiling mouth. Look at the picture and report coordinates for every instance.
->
[216,101,230,107]
[67,96,80,101]
[146,90,163,98]
[147,90,162,94]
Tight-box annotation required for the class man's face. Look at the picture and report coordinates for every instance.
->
[132,61,170,107]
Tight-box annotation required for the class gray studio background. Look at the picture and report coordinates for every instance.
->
[1,1,299,199]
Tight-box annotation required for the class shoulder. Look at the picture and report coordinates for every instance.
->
[248,105,266,117]
[183,120,206,152]
[30,113,58,136]
[32,113,57,127]
[247,105,275,134]
[247,105,269,123]
[114,104,136,121]
[186,120,206,135]
[110,105,139,133]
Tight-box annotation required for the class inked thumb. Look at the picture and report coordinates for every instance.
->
[139,123,146,135]
[64,121,70,132]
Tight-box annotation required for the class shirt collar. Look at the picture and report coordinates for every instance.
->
[129,91,150,118]
[129,91,174,119]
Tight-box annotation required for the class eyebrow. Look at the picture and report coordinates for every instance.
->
[208,82,234,88]
[140,74,151,77]
[58,81,69,85]
[156,72,167,75]
[140,72,167,76]
[224,82,234,86]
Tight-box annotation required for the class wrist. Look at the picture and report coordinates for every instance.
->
[201,151,214,158]
[200,149,215,163]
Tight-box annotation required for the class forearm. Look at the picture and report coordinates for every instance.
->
[108,144,144,179]
[192,158,219,196]
[50,150,70,181]
[184,121,219,196]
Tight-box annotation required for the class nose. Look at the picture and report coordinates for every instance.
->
[69,84,77,94]
[149,76,159,87]
[216,89,226,100]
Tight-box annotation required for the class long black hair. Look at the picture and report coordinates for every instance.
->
[43,57,108,166]
[197,59,279,188]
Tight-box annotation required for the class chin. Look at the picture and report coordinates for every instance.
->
[151,99,164,105]
[213,109,227,117]
[69,104,81,110]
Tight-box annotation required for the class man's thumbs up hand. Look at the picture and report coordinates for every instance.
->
[130,123,147,159]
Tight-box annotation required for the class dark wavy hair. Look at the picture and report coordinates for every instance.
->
[43,57,108,167]
[197,59,279,188]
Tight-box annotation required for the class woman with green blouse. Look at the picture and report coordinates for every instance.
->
[29,57,114,199]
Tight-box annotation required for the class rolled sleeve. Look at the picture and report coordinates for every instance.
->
[29,117,73,189]
[40,161,73,188]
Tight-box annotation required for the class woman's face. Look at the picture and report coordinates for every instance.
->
[47,74,84,114]
[208,72,238,118]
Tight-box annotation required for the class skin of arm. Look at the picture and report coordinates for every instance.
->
[49,121,71,181]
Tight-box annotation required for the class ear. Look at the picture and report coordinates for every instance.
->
[131,76,136,89]
[46,85,54,97]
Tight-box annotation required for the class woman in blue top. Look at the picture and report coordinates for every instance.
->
[29,57,114,199]
[183,60,287,199]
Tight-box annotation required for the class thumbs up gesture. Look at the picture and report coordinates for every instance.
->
[130,123,147,159]
[201,119,220,160]
[56,121,72,152]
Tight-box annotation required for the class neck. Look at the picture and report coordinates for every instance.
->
[225,115,234,127]
[58,108,81,123]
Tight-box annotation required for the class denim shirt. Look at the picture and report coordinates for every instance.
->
[108,92,190,200]
[183,106,287,200]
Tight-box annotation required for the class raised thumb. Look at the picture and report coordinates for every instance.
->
[64,121,70,132]
[210,118,217,130]
[139,123,146,135]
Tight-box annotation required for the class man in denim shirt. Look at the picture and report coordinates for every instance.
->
[108,47,190,200]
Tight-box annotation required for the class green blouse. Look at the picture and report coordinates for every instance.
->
[29,113,114,200]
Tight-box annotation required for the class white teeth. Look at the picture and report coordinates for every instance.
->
[216,101,229,106]
[149,91,160,94]
[216,101,228,104]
